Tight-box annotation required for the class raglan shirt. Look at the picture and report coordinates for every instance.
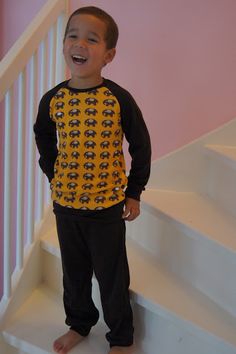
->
[34,78,151,210]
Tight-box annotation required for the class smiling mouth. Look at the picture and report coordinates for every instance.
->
[72,55,87,64]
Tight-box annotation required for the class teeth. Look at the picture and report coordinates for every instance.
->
[72,55,87,63]
[73,55,86,60]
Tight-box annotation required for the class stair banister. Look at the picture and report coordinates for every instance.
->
[0,0,68,302]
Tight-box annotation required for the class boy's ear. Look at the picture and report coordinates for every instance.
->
[104,48,116,66]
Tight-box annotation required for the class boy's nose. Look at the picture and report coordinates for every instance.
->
[75,39,86,48]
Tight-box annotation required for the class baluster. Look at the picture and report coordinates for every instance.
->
[45,24,57,204]
[4,88,13,299]
[36,40,47,222]
[26,54,37,245]
[56,14,66,84]
[48,24,56,89]
[16,70,26,270]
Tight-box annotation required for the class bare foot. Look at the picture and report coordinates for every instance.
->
[108,345,135,354]
[53,329,84,354]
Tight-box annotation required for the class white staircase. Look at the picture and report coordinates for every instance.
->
[1,118,236,354]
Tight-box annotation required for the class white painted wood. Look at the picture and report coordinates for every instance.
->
[128,239,236,352]
[55,14,66,84]
[133,190,236,315]
[26,54,37,245]
[132,303,233,354]
[0,333,18,354]
[5,284,230,354]
[3,89,13,300]
[0,234,43,331]
[41,250,63,294]
[204,144,236,217]
[42,25,57,207]
[48,25,56,90]
[2,286,144,354]
[3,277,236,354]
[36,40,47,223]
[148,118,236,194]
[142,189,236,253]
[16,70,26,271]
[205,144,236,167]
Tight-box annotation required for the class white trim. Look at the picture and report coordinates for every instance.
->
[16,70,26,271]
[26,55,37,245]
[3,89,13,300]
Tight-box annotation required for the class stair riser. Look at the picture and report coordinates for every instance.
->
[133,304,236,354]
[127,210,236,317]
[148,144,208,193]
[132,303,235,354]
[205,154,236,217]
[0,334,19,354]
[148,119,236,195]
[42,250,63,295]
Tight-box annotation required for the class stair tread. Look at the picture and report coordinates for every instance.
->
[142,189,236,253]
[41,230,236,350]
[205,144,236,162]
[3,285,144,354]
[128,239,236,348]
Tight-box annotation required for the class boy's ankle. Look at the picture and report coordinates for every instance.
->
[108,345,135,353]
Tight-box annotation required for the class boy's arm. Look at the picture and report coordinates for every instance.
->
[34,93,58,182]
[121,93,152,202]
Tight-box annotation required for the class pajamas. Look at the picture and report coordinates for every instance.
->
[53,201,134,347]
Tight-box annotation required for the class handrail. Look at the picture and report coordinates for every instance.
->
[0,0,67,102]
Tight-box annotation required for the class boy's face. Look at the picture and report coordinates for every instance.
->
[63,14,116,88]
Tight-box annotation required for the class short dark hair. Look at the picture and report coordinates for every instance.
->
[64,6,119,49]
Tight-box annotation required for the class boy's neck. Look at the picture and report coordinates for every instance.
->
[68,76,104,90]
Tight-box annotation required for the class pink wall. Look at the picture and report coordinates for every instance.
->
[0,0,48,58]
[70,0,236,159]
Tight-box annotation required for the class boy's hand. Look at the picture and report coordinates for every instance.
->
[122,198,140,221]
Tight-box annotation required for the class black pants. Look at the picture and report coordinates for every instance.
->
[53,201,134,347]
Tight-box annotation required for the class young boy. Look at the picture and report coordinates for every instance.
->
[34,6,151,354]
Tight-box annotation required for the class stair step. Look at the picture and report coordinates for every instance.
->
[41,229,236,352]
[205,144,236,169]
[127,239,236,351]
[142,189,236,254]
[2,285,144,354]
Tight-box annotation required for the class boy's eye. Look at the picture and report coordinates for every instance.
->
[88,38,98,43]
[68,35,77,39]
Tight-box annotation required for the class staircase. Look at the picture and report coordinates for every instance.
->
[0,0,236,353]
[0,118,236,354]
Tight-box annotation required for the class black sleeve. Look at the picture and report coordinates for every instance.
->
[33,91,58,182]
[121,92,152,201]
[105,79,151,200]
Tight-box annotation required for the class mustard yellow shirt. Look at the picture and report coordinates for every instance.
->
[34,79,151,210]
